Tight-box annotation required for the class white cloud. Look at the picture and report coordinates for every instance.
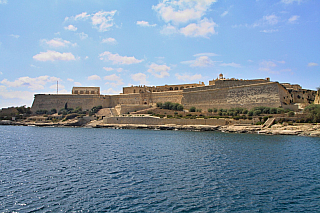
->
[131,73,148,85]
[74,82,82,86]
[91,10,117,32]
[147,63,170,78]
[308,62,318,67]
[33,50,76,62]
[0,71,3,75]
[65,10,117,32]
[104,74,124,86]
[41,38,77,48]
[102,37,117,44]
[259,61,277,72]
[88,75,101,81]
[50,84,65,90]
[194,53,219,57]
[221,11,228,17]
[281,0,302,4]
[67,78,74,82]
[152,0,217,25]
[65,12,90,21]
[102,88,121,95]
[0,0,8,4]
[78,32,88,40]
[263,14,279,25]
[288,15,299,23]
[99,51,143,65]
[64,25,78,31]
[10,34,20,38]
[260,29,278,33]
[0,86,34,102]
[182,56,214,67]
[116,68,123,72]
[136,21,157,27]
[85,56,89,60]
[160,24,179,35]
[220,62,241,68]
[180,18,217,38]
[175,73,202,81]
[1,76,60,90]
[103,67,114,71]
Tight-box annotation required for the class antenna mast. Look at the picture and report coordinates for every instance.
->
[57,81,58,94]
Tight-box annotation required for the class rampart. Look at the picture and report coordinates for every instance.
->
[31,94,112,112]
[104,116,227,126]
[182,82,287,111]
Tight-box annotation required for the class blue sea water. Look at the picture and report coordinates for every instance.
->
[0,126,320,212]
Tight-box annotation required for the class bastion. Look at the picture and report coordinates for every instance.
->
[31,74,317,113]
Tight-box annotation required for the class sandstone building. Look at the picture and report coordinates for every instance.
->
[31,74,317,113]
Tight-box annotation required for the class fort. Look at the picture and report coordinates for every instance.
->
[31,74,317,114]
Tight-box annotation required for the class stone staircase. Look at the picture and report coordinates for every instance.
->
[263,117,275,128]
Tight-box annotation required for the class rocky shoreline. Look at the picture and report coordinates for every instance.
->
[1,119,320,137]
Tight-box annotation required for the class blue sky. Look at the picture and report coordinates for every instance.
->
[0,0,319,108]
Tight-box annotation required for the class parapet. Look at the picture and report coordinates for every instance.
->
[72,87,100,95]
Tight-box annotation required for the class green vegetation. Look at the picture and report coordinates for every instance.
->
[189,106,196,112]
[303,104,320,123]
[156,102,184,111]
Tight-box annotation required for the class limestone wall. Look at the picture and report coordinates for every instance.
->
[315,91,320,104]
[31,94,111,112]
[182,82,283,111]
[104,116,227,126]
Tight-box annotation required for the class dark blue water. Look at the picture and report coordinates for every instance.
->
[0,126,320,212]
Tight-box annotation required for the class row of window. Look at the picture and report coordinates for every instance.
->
[73,90,97,94]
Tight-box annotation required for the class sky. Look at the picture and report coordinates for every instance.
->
[0,0,319,108]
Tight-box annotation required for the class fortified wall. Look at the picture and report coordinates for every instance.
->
[31,74,317,113]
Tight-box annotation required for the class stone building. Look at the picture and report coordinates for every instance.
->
[31,75,317,113]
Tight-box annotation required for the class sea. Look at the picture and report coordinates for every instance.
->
[0,126,320,212]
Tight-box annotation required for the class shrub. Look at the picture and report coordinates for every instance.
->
[248,111,254,116]
[213,108,218,112]
[288,111,295,117]
[167,115,173,118]
[196,109,202,112]
[51,108,57,114]
[176,104,184,111]
[208,108,213,113]
[189,107,196,112]
[156,102,163,108]
[253,110,262,116]
[242,109,248,114]
[270,108,277,114]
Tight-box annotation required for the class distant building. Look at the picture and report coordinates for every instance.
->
[72,87,100,95]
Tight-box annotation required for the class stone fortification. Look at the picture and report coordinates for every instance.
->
[31,74,316,113]
[31,94,112,112]
[182,82,286,111]
[104,116,227,126]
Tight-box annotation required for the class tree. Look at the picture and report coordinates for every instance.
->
[189,107,196,112]
[208,108,213,113]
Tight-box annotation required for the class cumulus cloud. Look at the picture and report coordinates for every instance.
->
[260,29,278,33]
[104,74,124,87]
[308,62,318,67]
[103,67,114,71]
[33,50,76,61]
[65,10,116,32]
[0,0,8,4]
[102,88,121,95]
[74,82,82,86]
[131,73,148,85]
[64,25,77,31]
[67,78,74,82]
[180,18,216,37]
[1,75,61,90]
[263,14,279,25]
[152,0,217,25]
[99,51,143,65]
[41,38,77,48]
[88,75,101,81]
[136,21,157,27]
[160,24,179,35]
[147,63,170,78]
[288,15,300,23]
[175,73,202,81]
[0,86,34,102]
[182,56,214,67]
[91,10,117,32]
[102,37,117,44]
[220,62,241,68]
[194,53,219,57]
[78,32,88,40]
